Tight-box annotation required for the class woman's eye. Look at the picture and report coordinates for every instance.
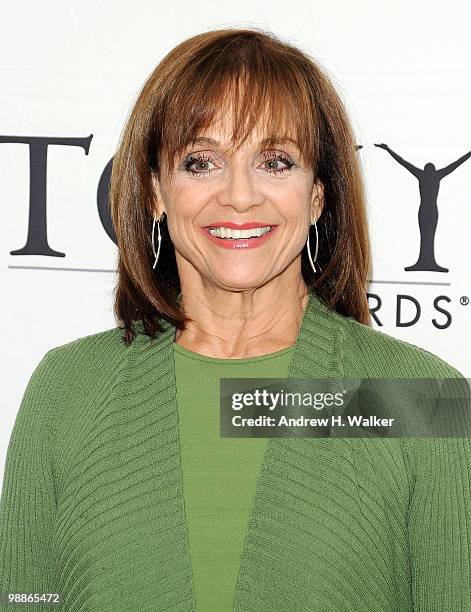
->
[184,153,216,176]
[183,151,295,177]
[260,152,295,175]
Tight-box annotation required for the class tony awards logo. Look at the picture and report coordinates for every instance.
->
[374,143,471,273]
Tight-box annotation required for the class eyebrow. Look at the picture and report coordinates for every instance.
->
[188,136,299,148]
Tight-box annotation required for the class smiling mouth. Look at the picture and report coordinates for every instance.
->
[206,225,275,239]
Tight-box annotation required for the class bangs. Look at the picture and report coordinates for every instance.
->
[153,33,320,182]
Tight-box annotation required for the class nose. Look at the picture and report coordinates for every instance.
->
[216,162,265,212]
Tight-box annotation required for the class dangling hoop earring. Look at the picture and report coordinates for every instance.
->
[307,218,320,274]
[151,213,165,269]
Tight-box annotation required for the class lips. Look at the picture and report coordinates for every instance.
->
[203,221,277,229]
[200,224,279,250]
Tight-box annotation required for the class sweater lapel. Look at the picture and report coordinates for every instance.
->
[129,291,345,610]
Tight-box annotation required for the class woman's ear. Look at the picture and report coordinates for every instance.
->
[151,172,167,219]
[310,179,325,223]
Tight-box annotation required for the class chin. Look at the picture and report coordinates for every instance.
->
[213,273,270,292]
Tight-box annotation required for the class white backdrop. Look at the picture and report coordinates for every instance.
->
[1,0,470,487]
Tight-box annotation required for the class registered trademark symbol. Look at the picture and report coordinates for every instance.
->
[460,296,469,306]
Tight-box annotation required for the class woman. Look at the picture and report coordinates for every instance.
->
[1,27,470,612]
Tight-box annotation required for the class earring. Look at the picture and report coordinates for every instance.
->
[151,213,165,269]
[307,218,320,274]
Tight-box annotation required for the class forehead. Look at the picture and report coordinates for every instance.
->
[186,123,300,161]
[187,133,300,151]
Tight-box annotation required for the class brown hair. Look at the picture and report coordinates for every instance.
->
[110,26,372,345]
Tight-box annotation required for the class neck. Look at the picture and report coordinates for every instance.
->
[174,277,310,360]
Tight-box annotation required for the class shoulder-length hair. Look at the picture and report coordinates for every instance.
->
[110,26,372,345]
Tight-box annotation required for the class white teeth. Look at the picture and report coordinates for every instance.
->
[208,226,272,239]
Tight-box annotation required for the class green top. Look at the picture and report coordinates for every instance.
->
[0,291,470,611]
[173,342,294,611]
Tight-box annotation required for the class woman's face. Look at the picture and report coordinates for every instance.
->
[152,117,324,292]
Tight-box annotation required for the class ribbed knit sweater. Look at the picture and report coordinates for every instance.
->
[1,291,470,611]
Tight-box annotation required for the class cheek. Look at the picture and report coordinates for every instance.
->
[169,181,210,210]
[165,186,203,225]
[271,184,311,223]
[164,188,209,245]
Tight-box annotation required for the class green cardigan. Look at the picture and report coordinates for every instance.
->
[1,291,470,611]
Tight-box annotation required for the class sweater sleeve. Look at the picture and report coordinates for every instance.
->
[403,374,471,611]
[0,350,61,610]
